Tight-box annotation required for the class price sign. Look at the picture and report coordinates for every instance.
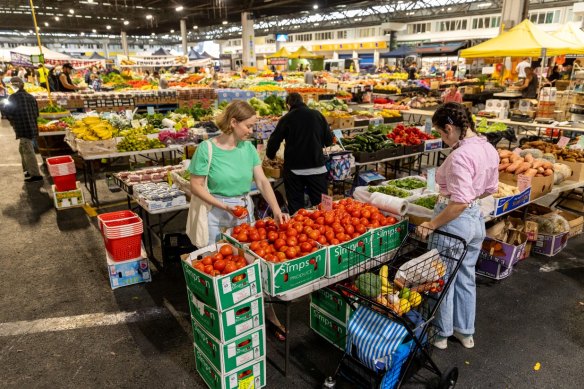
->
[426,168,436,192]
[557,136,570,148]
[238,376,254,389]
[517,174,532,192]
[131,119,141,129]
[146,106,155,115]
[333,129,344,148]
[321,194,333,211]
[125,110,133,120]
[512,148,522,155]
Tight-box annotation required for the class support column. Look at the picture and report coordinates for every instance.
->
[121,31,129,58]
[332,51,339,60]
[180,18,188,55]
[101,39,109,59]
[241,12,255,67]
[501,0,529,31]
[352,50,359,72]
[373,50,380,69]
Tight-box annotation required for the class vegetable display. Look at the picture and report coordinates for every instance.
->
[387,124,434,146]
[387,177,426,190]
[368,185,412,198]
[190,244,249,278]
[498,149,554,177]
[412,195,438,210]
[522,141,584,163]
[342,127,397,153]
[493,182,521,198]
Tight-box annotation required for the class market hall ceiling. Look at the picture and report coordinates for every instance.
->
[0,0,509,39]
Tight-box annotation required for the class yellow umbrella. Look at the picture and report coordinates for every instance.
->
[460,19,584,58]
[551,23,584,46]
[266,47,291,59]
[288,46,324,59]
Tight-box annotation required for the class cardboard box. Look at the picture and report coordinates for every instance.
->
[557,210,584,238]
[559,160,584,182]
[532,231,569,256]
[491,187,531,217]
[357,170,385,186]
[370,220,408,258]
[481,234,527,268]
[310,287,352,324]
[326,231,373,278]
[188,291,264,343]
[194,347,266,389]
[52,181,84,209]
[136,194,187,212]
[309,304,347,350]
[498,173,553,201]
[106,250,151,289]
[424,139,443,152]
[476,252,513,280]
[254,248,327,296]
[193,323,265,375]
[182,244,262,311]
[337,117,355,129]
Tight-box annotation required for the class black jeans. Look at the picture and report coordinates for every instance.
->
[283,169,328,215]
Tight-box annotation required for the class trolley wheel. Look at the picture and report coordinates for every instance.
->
[438,367,458,389]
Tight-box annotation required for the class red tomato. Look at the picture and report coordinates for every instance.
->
[274,238,286,250]
[236,258,247,268]
[232,206,248,218]
[202,256,213,266]
[330,238,340,245]
[267,231,278,242]
[324,213,335,225]
[308,230,320,240]
[293,223,303,232]
[371,221,380,228]
[352,232,360,239]
[279,245,289,253]
[279,222,289,231]
[360,218,370,226]
[233,226,242,235]
[224,263,237,274]
[295,215,306,223]
[220,245,233,257]
[255,220,266,229]
[264,254,276,262]
[255,248,266,258]
[300,242,312,253]
[237,232,249,242]
[298,233,308,243]
[276,252,286,261]
[351,210,361,218]
[286,228,298,237]
[204,265,214,274]
[316,217,325,225]
[194,262,205,271]
[317,236,327,245]
[249,231,260,242]
[285,247,297,259]
[336,233,347,242]
[286,237,298,247]
[344,224,355,234]
[355,224,366,234]
[214,260,226,272]
[361,209,371,219]
[260,240,270,248]
[386,216,397,225]
[325,230,335,241]
[298,209,309,216]
[250,241,261,251]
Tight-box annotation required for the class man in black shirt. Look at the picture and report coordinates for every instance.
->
[266,93,333,214]
[1,77,42,182]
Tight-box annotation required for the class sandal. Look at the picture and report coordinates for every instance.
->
[267,320,286,342]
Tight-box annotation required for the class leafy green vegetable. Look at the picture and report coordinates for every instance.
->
[368,185,412,198]
[387,178,426,190]
[355,273,381,298]
[412,195,438,210]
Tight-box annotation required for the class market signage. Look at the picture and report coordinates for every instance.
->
[312,41,388,51]
[268,58,287,65]
[117,55,189,67]
[10,52,31,66]
[10,52,102,69]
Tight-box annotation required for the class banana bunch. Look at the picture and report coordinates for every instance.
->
[70,117,114,141]
[379,265,395,295]
[378,109,402,118]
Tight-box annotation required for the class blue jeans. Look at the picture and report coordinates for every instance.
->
[431,202,485,337]
[208,194,255,244]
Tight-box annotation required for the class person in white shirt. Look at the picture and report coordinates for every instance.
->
[516,57,531,79]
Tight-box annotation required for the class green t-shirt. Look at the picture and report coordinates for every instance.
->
[188,140,261,197]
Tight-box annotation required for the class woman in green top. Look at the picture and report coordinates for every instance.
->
[188,100,290,340]
[189,100,289,244]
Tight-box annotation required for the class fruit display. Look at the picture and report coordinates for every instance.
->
[379,73,408,81]
[373,103,410,111]
[522,141,584,163]
[117,129,166,152]
[493,182,521,198]
[497,149,554,177]
[342,126,398,153]
[285,87,331,94]
[40,103,67,114]
[407,96,440,109]
[248,97,286,117]
[377,109,402,118]
[115,165,184,185]
[70,116,115,140]
[244,85,286,93]
[38,120,69,133]
[387,124,435,146]
[372,84,401,94]
[231,199,398,262]
[308,98,349,112]
[190,244,250,278]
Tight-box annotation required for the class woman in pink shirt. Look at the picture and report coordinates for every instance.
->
[441,84,462,104]
[417,102,499,350]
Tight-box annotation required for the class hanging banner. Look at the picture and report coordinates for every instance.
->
[268,58,288,65]
[117,55,189,67]
[10,52,32,66]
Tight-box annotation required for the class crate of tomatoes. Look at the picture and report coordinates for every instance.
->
[182,243,262,311]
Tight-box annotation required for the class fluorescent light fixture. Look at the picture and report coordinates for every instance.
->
[170,29,174,33]
[478,2,492,8]
[151,32,155,35]
[123,20,129,25]
[92,29,97,33]
[106,25,111,29]
[55,16,60,21]
[69,9,74,14]
[313,5,318,10]
[44,22,49,27]
[176,6,184,12]
[80,32,85,36]
[222,20,228,25]
[146,14,153,19]
[193,25,198,29]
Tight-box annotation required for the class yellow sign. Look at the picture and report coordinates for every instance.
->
[238,376,254,389]
[312,41,387,52]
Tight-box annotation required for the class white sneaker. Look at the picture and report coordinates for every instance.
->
[454,332,474,348]
[433,336,448,350]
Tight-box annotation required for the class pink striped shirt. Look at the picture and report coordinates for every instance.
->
[436,136,499,204]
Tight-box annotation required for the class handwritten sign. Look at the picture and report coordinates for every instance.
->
[125,110,133,121]
[146,106,155,115]
[557,136,570,148]
[426,168,436,192]
[517,174,532,192]
[131,120,141,129]
[321,194,333,211]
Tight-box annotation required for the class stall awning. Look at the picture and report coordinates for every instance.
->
[414,42,466,56]
[379,46,416,58]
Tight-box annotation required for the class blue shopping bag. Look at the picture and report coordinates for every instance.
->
[345,306,409,372]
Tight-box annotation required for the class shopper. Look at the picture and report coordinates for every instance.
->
[545,65,561,85]
[58,63,82,92]
[304,66,314,85]
[273,71,284,82]
[416,102,499,350]
[441,84,462,103]
[188,100,290,341]
[407,63,417,80]
[516,57,531,79]
[0,77,42,182]
[153,71,168,89]
[519,67,539,99]
[266,92,333,214]
[36,64,49,88]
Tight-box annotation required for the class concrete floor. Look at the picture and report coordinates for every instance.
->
[0,119,583,389]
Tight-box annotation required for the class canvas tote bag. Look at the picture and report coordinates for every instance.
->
[186,141,213,248]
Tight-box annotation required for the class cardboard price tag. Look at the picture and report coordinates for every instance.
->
[321,194,333,211]
[557,136,570,148]
[146,106,155,115]
[517,174,532,192]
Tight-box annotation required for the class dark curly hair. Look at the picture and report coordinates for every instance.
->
[432,102,477,140]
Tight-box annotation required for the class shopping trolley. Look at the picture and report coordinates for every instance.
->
[330,225,468,389]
